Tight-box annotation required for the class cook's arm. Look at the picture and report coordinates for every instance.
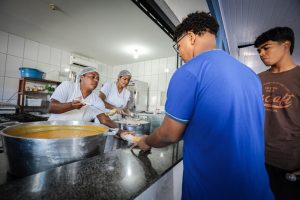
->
[48,99,83,114]
[122,101,130,114]
[144,116,186,148]
[97,113,118,128]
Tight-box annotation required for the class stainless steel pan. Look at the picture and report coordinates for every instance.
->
[0,121,117,177]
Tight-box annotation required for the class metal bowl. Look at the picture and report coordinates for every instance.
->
[0,121,112,177]
[115,116,150,135]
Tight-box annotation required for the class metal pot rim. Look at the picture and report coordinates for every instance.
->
[0,120,109,140]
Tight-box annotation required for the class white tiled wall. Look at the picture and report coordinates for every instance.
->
[0,31,8,53]
[0,30,112,103]
[113,56,177,112]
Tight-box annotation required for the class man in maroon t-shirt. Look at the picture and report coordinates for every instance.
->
[255,27,300,200]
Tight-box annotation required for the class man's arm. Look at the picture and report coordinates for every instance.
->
[137,116,186,150]
[48,99,84,114]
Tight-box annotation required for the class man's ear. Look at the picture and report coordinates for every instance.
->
[188,31,196,45]
[284,41,291,51]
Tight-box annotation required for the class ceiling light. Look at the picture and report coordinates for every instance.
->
[123,45,149,58]
[64,68,70,72]
[133,49,139,59]
[164,68,169,73]
[49,4,58,11]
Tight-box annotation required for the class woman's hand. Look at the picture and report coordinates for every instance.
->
[71,99,85,109]
[116,108,126,115]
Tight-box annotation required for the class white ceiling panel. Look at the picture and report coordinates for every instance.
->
[0,0,175,65]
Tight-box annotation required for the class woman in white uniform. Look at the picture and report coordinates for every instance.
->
[99,70,131,120]
[48,67,117,128]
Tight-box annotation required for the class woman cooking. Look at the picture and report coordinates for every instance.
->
[99,70,131,120]
[48,66,117,128]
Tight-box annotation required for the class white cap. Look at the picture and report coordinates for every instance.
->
[76,67,98,82]
[118,70,131,78]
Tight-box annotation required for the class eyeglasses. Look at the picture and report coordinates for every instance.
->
[172,33,188,53]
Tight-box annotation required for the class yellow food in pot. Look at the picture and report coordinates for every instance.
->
[5,125,108,139]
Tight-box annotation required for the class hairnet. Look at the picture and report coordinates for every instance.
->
[118,70,131,78]
[76,67,98,83]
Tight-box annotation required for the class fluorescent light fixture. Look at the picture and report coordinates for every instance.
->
[64,68,70,72]
[164,68,169,73]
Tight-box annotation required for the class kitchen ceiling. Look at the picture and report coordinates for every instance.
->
[0,0,175,66]
[162,0,300,73]
[219,0,300,73]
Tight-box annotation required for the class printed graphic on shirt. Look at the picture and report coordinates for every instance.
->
[262,81,295,112]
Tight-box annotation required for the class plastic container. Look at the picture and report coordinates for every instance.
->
[27,99,42,107]
[19,68,45,79]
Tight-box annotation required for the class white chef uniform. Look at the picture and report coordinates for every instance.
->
[100,81,130,120]
[48,81,105,122]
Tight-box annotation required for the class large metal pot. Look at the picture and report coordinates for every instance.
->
[0,121,115,177]
[115,116,150,135]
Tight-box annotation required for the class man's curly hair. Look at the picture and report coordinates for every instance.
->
[173,11,219,42]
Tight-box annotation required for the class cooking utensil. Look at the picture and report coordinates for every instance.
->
[115,116,150,135]
[0,121,117,177]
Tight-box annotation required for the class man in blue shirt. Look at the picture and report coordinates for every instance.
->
[135,11,273,200]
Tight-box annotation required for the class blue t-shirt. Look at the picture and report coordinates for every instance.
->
[165,50,274,200]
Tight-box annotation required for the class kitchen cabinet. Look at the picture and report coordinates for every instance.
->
[17,78,61,113]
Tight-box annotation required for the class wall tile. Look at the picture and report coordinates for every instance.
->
[112,65,118,78]
[117,66,123,74]
[0,76,4,100]
[158,74,167,91]
[50,48,61,66]
[0,53,6,76]
[156,91,161,108]
[61,51,70,66]
[144,76,151,88]
[149,91,158,107]
[102,65,108,77]
[46,71,60,81]
[168,56,177,73]
[145,61,152,76]
[24,39,38,60]
[159,91,166,107]
[148,106,156,112]
[167,73,173,88]
[8,34,24,57]
[150,75,158,91]
[159,58,167,74]
[22,59,37,69]
[98,63,103,74]
[3,77,19,100]
[59,76,67,82]
[0,30,8,54]
[151,59,159,75]
[5,55,22,78]
[107,66,113,79]
[38,62,60,81]
[38,44,50,64]
[124,65,132,74]
[70,65,80,75]
[60,64,70,74]
[131,63,138,78]
[138,62,145,77]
